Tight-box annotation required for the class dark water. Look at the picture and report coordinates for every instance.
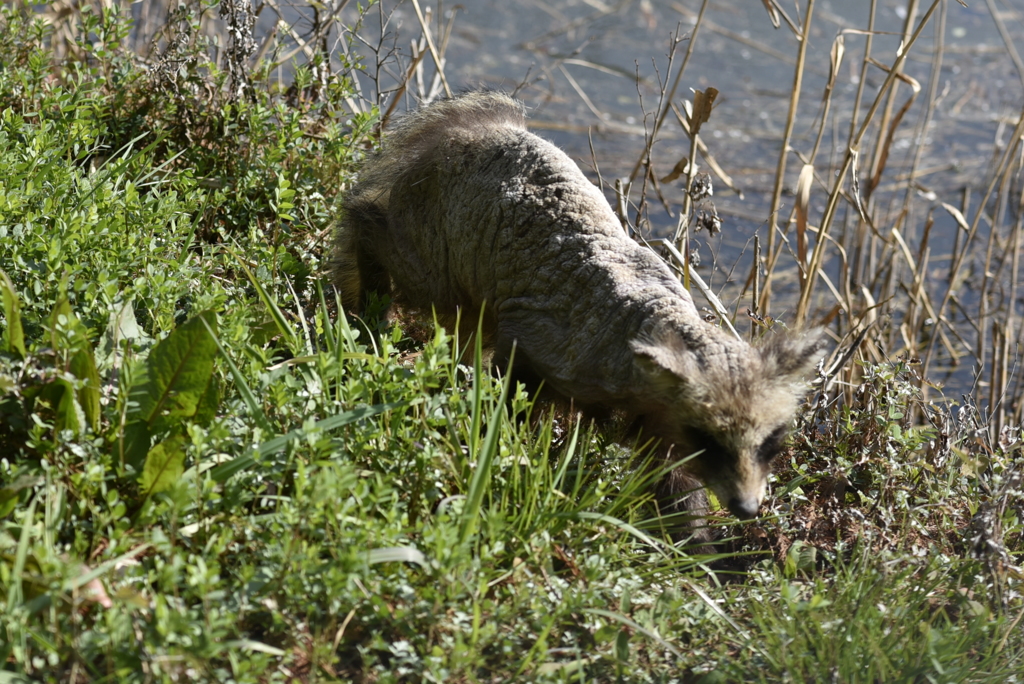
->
[431,2,1018,179]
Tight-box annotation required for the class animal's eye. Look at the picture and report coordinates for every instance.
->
[757,425,789,463]
[687,427,729,463]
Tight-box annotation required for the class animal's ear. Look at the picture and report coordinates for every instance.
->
[630,334,696,397]
[758,328,827,383]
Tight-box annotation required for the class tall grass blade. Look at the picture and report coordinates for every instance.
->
[458,334,513,546]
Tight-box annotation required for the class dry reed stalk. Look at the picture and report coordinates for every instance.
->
[627,0,711,185]
[990,322,1008,435]
[758,0,801,34]
[835,3,925,358]
[614,178,631,233]
[1007,155,1024,425]
[669,87,716,254]
[652,240,742,342]
[885,3,945,394]
[559,64,605,121]
[751,234,761,342]
[909,214,934,344]
[977,169,1014,388]
[863,66,921,204]
[793,164,814,296]
[409,0,451,98]
[846,0,877,294]
[987,181,1020,433]
[760,0,815,316]
[984,0,1024,89]
[795,0,945,327]
[900,1,945,220]
[668,103,742,197]
[890,224,953,365]
[864,0,919,206]
[808,35,846,167]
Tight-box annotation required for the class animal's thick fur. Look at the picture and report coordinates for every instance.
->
[333,91,824,530]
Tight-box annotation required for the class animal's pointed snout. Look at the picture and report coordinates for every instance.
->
[727,497,760,520]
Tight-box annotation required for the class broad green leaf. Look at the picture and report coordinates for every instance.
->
[54,376,84,435]
[192,371,220,427]
[0,475,42,520]
[69,347,101,432]
[0,490,17,520]
[128,311,218,433]
[140,435,186,494]
[783,540,818,578]
[120,420,152,473]
[615,628,631,663]
[43,298,101,434]
[48,297,78,353]
[0,269,25,358]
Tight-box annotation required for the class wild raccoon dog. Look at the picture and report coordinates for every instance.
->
[333,91,824,526]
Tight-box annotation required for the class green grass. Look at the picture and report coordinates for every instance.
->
[0,3,1022,683]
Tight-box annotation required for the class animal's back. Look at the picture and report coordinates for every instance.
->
[334,91,532,316]
[340,92,703,402]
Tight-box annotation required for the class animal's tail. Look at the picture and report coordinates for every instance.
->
[331,91,527,311]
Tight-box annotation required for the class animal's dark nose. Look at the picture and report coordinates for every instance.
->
[727,497,760,520]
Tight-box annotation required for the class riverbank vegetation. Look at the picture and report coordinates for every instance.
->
[0,1,1021,681]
